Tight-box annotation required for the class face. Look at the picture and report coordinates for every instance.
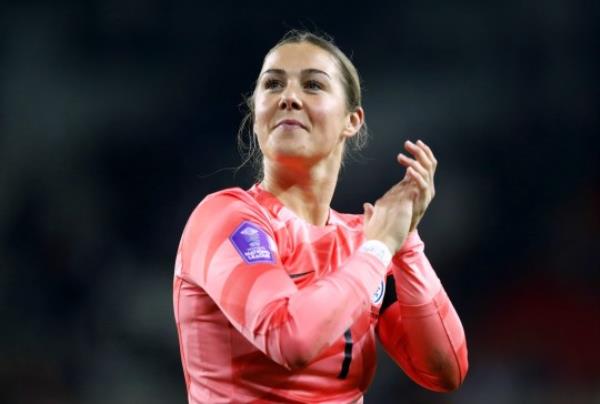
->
[253,42,363,165]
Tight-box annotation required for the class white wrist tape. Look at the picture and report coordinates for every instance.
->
[359,240,393,267]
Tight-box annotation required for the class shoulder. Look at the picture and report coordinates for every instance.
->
[177,187,280,282]
[201,186,256,207]
[183,187,274,244]
[193,187,265,219]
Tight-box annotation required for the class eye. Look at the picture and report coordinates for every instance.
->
[304,80,323,91]
[264,78,284,90]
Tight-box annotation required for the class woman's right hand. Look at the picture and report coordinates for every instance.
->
[363,178,416,254]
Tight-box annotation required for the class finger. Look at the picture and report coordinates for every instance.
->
[397,153,429,179]
[407,166,428,190]
[405,140,432,169]
[416,139,437,170]
[404,140,433,171]
[405,141,436,184]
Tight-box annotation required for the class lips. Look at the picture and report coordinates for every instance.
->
[275,119,307,130]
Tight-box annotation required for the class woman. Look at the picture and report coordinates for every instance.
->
[173,30,468,403]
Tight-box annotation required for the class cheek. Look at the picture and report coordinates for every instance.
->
[253,96,272,134]
[310,99,346,134]
[254,96,277,126]
[253,96,280,154]
[254,96,267,124]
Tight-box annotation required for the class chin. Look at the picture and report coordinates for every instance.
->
[268,138,310,157]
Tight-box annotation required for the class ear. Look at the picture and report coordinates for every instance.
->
[342,107,365,138]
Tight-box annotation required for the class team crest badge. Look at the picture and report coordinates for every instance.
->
[372,280,385,305]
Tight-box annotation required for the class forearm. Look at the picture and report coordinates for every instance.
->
[377,231,468,391]
[253,245,389,369]
[197,239,391,371]
[394,287,468,391]
[184,194,393,371]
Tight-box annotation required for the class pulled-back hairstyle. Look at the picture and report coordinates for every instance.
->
[237,30,368,180]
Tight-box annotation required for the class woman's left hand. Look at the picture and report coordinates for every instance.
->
[397,140,438,232]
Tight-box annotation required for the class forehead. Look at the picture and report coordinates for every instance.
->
[261,42,339,76]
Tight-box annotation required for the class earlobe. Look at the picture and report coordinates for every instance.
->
[342,107,365,137]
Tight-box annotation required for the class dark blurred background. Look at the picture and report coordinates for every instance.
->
[1,1,598,403]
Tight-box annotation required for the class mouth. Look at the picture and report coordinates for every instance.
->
[275,119,307,130]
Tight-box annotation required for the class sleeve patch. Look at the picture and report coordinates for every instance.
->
[372,279,386,305]
[229,221,275,264]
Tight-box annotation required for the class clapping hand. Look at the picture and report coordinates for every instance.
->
[397,140,437,232]
[363,139,437,253]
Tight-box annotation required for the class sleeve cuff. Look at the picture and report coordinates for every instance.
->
[359,240,393,267]
[394,230,424,260]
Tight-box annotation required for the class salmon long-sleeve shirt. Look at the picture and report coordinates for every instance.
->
[173,184,468,403]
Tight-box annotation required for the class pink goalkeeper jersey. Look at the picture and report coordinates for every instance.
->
[173,184,468,403]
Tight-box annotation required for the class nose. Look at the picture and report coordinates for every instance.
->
[278,86,302,111]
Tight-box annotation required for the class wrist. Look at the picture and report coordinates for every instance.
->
[393,230,423,259]
[359,239,393,267]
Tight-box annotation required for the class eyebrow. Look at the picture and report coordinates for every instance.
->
[260,68,331,79]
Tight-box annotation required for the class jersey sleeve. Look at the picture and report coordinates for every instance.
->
[375,231,469,392]
[177,190,389,370]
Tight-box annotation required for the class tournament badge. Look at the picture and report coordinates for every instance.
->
[229,221,276,264]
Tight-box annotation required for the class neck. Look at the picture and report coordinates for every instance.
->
[261,150,343,227]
